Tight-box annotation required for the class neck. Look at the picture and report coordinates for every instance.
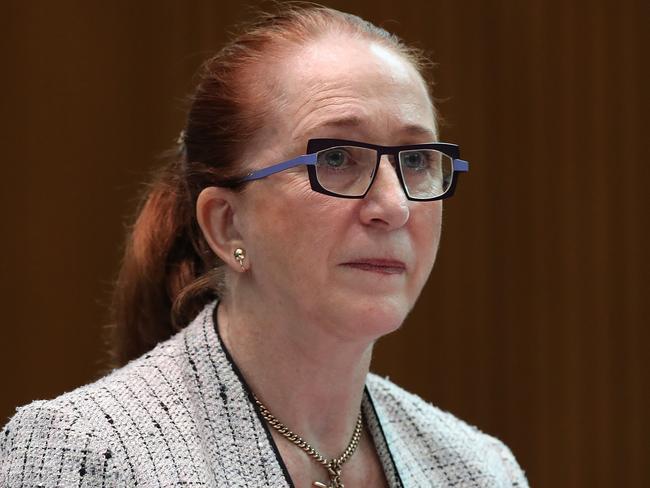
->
[216,294,373,458]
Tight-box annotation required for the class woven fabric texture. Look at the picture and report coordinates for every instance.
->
[1,300,528,487]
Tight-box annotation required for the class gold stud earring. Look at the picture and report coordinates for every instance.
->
[233,248,246,271]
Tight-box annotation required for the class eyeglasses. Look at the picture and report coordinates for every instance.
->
[231,138,469,201]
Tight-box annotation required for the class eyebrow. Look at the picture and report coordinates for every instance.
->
[302,115,437,141]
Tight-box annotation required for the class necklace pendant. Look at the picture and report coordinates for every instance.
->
[327,462,344,488]
[314,463,344,488]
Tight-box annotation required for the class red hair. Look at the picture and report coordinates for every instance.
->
[108,4,436,367]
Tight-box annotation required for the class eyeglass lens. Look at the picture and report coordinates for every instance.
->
[315,146,453,199]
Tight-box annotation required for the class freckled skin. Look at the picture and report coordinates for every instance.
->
[235,36,442,342]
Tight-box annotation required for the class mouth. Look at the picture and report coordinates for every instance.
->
[341,259,407,275]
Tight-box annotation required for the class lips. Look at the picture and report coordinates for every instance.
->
[341,259,407,275]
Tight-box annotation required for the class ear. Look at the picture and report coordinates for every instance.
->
[196,186,245,271]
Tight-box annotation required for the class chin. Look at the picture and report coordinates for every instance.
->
[328,295,410,342]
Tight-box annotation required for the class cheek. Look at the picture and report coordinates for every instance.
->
[429,204,443,248]
[243,182,348,271]
[412,202,443,274]
[290,202,351,272]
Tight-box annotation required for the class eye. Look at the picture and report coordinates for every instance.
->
[401,151,429,170]
[319,148,351,169]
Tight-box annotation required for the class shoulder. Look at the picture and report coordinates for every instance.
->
[366,373,529,487]
[0,320,197,487]
[1,398,126,486]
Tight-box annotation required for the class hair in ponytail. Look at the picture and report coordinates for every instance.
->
[108,4,435,367]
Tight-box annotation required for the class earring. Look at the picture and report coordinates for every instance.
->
[233,248,246,271]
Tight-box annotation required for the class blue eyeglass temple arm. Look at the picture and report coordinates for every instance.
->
[241,154,317,181]
[454,159,469,172]
[241,153,470,182]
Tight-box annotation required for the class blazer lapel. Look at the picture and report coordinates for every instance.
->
[182,300,292,487]
[363,385,406,487]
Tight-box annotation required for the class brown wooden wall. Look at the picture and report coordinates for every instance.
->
[1,1,647,486]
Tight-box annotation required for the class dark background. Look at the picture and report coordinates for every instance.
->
[1,1,647,486]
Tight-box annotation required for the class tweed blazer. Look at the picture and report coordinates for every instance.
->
[1,300,528,487]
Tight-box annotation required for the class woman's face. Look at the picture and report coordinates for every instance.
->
[235,36,441,341]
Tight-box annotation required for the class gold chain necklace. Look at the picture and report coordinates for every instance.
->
[253,395,363,488]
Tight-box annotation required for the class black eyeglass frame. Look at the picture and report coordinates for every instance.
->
[235,138,470,201]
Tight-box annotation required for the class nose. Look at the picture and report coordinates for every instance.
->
[359,155,410,229]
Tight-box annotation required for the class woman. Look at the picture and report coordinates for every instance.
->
[1,6,527,487]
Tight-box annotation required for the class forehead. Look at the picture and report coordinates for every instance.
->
[269,35,436,145]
